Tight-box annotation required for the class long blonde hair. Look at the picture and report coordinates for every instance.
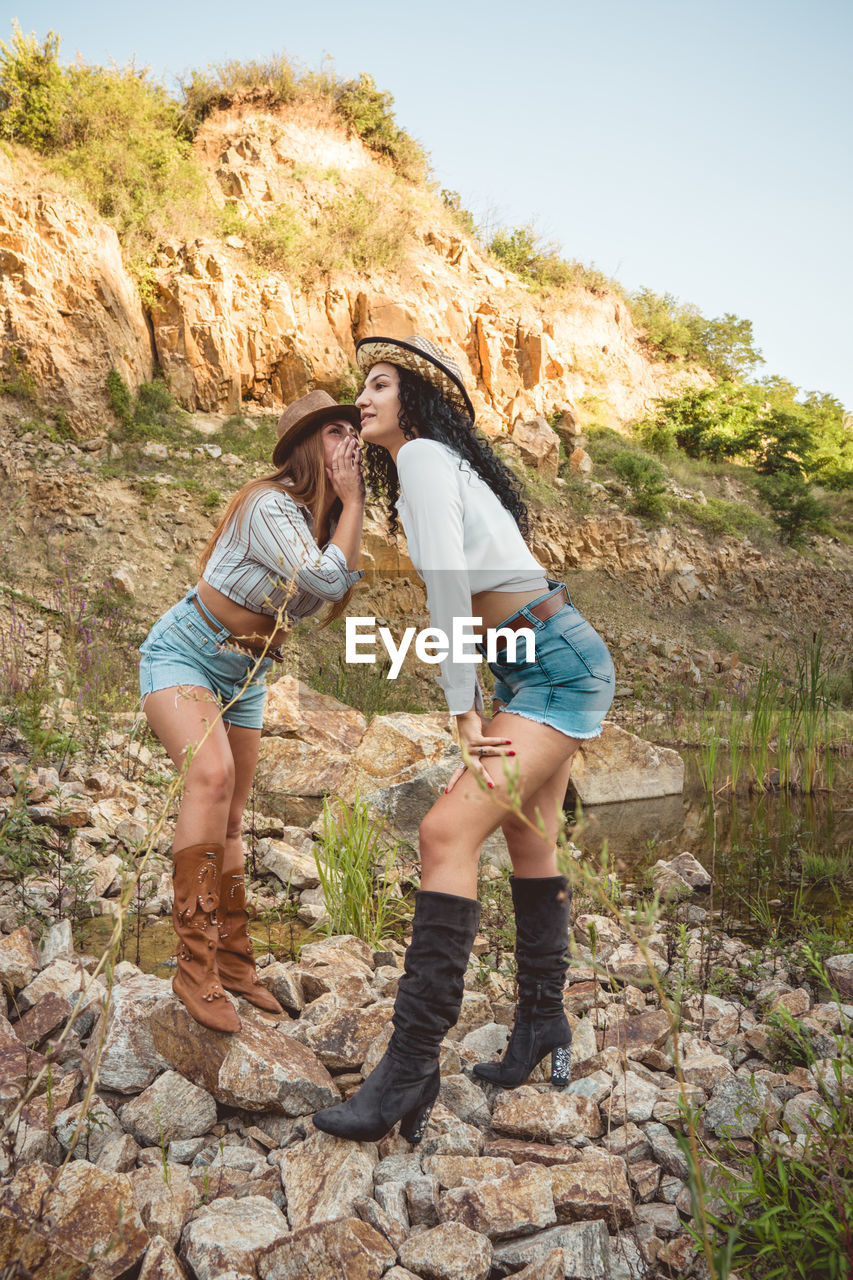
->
[198,427,355,624]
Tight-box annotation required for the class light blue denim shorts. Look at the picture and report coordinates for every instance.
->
[139,590,272,730]
[482,585,615,740]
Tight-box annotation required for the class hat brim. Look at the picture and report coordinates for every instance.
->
[356,337,474,420]
[272,402,361,467]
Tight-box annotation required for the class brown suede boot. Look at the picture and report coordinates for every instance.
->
[217,870,284,1014]
[172,842,240,1033]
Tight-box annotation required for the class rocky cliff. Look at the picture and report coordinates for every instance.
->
[0,101,700,431]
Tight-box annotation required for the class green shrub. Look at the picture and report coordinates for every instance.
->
[106,371,197,446]
[335,72,426,181]
[611,450,669,521]
[673,495,769,541]
[489,223,615,294]
[317,795,409,946]
[757,473,829,544]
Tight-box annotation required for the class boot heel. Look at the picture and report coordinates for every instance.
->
[550,1044,572,1086]
[400,1098,435,1145]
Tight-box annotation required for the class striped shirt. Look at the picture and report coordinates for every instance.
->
[203,487,363,621]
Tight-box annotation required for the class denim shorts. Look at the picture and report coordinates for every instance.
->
[481,585,615,740]
[139,590,272,730]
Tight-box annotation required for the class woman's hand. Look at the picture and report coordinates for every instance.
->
[327,434,364,505]
[445,708,514,793]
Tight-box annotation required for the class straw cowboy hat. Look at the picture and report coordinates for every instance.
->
[355,335,475,420]
[273,391,361,466]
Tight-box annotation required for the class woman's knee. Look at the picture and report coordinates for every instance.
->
[185,752,235,807]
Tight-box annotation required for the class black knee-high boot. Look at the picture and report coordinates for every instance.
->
[473,875,572,1087]
[313,889,481,1143]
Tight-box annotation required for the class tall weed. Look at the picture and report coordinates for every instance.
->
[317,796,409,946]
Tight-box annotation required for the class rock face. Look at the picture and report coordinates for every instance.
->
[0,184,154,429]
[2,107,698,435]
[568,723,685,805]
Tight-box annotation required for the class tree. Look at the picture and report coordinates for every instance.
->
[697,313,763,380]
[758,473,828,544]
[0,22,66,151]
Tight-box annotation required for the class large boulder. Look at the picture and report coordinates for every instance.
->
[149,996,339,1114]
[567,723,684,805]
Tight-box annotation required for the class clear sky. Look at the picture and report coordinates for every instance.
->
[7,0,852,409]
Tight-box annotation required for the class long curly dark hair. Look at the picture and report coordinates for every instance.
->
[361,366,529,539]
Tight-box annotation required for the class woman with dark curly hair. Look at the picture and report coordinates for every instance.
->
[313,336,615,1143]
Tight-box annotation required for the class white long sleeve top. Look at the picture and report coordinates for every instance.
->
[395,438,547,714]
[203,487,363,620]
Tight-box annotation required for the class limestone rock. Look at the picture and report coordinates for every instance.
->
[181,1195,290,1280]
[87,972,173,1092]
[512,416,560,479]
[0,925,39,989]
[423,1154,514,1187]
[37,918,74,968]
[650,860,694,902]
[0,183,154,427]
[568,724,684,804]
[263,675,367,753]
[438,1073,493,1128]
[293,1002,394,1070]
[399,1221,493,1280]
[130,1163,200,1248]
[337,711,454,806]
[53,1095,124,1162]
[492,1087,604,1142]
[118,1070,217,1145]
[138,1236,186,1280]
[491,1220,612,1278]
[0,1160,149,1280]
[602,1008,670,1054]
[703,1075,780,1138]
[682,1052,734,1092]
[572,915,623,960]
[149,996,339,1113]
[280,1126,378,1228]
[439,1161,555,1240]
[0,1016,48,1093]
[257,839,320,892]
[569,447,593,476]
[257,1216,396,1280]
[666,851,712,890]
[604,943,668,987]
[12,991,73,1048]
[255,735,349,797]
[825,954,853,1001]
[551,1151,633,1230]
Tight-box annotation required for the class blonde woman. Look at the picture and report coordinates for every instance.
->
[140,392,363,1031]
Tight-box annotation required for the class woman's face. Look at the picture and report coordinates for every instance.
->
[356,363,407,450]
[319,418,357,471]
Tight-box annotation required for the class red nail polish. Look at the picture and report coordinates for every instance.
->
[488,781,495,789]
[508,750,516,757]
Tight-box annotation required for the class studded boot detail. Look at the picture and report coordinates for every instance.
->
[171,842,240,1033]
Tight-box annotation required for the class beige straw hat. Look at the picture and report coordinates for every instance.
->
[355,334,474,420]
[272,390,361,466]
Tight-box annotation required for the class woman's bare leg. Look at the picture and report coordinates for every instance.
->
[419,713,582,898]
[143,686,235,851]
[221,723,262,876]
[501,756,575,879]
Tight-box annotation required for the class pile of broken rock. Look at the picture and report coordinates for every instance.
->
[1,904,851,1280]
